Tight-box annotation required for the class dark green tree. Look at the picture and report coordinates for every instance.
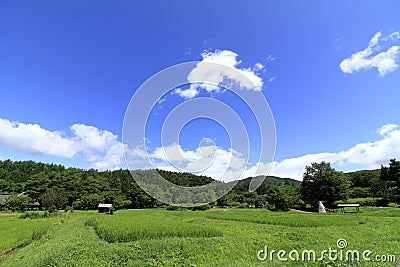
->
[41,188,67,210]
[266,185,302,211]
[389,159,400,185]
[300,162,350,208]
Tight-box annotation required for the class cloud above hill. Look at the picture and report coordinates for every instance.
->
[269,123,400,179]
[1,117,399,181]
[0,118,125,170]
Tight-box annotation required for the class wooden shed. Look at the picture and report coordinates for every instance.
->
[98,203,112,214]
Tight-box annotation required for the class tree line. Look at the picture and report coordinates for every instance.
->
[0,159,399,212]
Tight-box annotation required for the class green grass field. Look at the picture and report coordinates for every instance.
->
[0,208,399,266]
[0,213,55,256]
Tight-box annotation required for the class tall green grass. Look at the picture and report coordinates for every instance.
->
[197,209,366,227]
[0,213,53,255]
[86,210,223,242]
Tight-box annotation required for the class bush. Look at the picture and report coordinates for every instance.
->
[166,205,187,211]
[84,217,97,227]
[229,201,241,207]
[189,204,211,211]
[64,206,73,213]
[19,211,65,219]
[31,228,47,240]
[3,195,31,212]
[238,203,249,208]
[19,212,42,219]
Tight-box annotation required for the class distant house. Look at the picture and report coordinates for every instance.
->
[0,193,40,209]
[17,192,29,198]
[98,203,113,214]
[0,194,11,203]
[32,199,41,209]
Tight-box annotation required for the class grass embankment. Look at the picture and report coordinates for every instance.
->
[0,212,56,256]
[1,208,399,266]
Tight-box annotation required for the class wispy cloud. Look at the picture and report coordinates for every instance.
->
[339,31,400,76]
[266,55,276,61]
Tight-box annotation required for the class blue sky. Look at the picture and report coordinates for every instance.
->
[0,1,400,180]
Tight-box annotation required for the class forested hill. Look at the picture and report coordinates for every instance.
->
[0,159,386,211]
[231,175,300,191]
[0,159,299,210]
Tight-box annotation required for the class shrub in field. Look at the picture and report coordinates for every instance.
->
[19,212,42,219]
[238,203,249,208]
[2,195,31,211]
[19,210,71,220]
[166,205,187,211]
[188,204,211,211]
[31,228,47,240]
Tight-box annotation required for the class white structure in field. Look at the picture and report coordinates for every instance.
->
[318,201,326,213]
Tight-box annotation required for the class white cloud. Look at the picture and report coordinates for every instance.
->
[339,31,400,76]
[173,87,200,99]
[270,123,400,180]
[147,142,248,182]
[0,118,125,170]
[254,63,264,71]
[377,123,398,136]
[179,50,264,99]
[269,153,341,180]
[0,118,76,158]
[71,124,125,170]
[3,118,398,184]
[122,123,400,182]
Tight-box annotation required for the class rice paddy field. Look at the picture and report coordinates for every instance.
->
[0,213,54,256]
[0,208,399,266]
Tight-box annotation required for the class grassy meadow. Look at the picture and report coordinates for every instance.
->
[0,208,399,266]
[0,212,55,256]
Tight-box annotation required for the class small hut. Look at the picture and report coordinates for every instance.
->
[98,203,112,214]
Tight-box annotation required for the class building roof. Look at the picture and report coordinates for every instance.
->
[0,194,11,202]
[98,203,112,208]
[17,192,29,197]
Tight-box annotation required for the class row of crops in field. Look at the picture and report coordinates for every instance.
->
[85,210,223,242]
